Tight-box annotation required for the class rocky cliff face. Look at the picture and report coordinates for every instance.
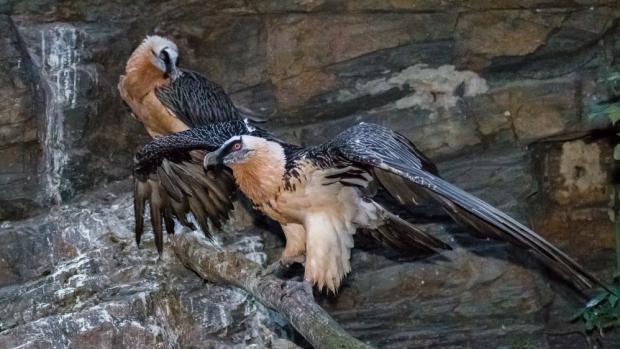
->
[1,1,619,348]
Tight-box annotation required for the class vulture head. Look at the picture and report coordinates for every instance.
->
[204,135,286,203]
[146,36,179,80]
[126,35,179,81]
[204,136,259,168]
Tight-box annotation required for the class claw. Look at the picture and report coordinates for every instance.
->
[262,260,289,277]
[262,253,305,277]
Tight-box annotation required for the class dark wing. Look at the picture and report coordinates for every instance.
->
[134,121,248,254]
[236,104,269,123]
[155,69,248,127]
[319,122,605,290]
[361,200,451,253]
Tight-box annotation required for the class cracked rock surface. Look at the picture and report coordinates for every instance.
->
[0,181,296,348]
[1,1,620,348]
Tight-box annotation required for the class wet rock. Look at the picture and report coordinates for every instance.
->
[0,181,295,348]
[1,1,620,348]
[12,19,149,202]
[0,14,43,220]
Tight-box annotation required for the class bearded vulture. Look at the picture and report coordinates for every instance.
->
[136,122,605,293]
[118,35,265,253]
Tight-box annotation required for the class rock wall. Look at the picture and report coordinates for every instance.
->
[0,183,296,348]
[1,1,619,348]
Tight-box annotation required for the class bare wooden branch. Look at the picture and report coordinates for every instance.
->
[171,232,373,349]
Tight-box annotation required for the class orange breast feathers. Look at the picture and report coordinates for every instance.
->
[118,42,187,137]
[228,139,287,210]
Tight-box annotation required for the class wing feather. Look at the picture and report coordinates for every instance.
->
[155,69,266,126]
[133,122,249,252]
[134,179,150,246]
[148,178,165,254]
[157,164,183,202]
[365,200,451,252]
[321,122,605,290]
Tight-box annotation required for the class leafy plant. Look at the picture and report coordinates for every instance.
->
[571,280,620,335]
[572,70,620,336]
[587,72,620,160]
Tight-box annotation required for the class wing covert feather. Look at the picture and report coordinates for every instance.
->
[133,122,248,253]
[155,70,266,126]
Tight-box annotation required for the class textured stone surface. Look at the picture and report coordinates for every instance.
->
[0,1,619,348]
[0,182,296,348]
[0,14,43,219]
[531,138,615,272]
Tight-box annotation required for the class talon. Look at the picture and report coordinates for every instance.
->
[262,254,305,277]
[262,260,288,277]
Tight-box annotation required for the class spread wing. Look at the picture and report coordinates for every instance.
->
[155,69,264,127]
[319,122,605,290]
[133,121,249,253]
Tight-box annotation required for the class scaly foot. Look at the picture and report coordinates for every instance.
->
[262,260,289,276]
[261,254,305,277]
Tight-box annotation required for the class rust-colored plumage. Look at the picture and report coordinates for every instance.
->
[120,37,268,255]
[119,35,188,137]
[227,139,286,211]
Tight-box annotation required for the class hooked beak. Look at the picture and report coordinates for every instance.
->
[170,65,179,80]
[203,151,222,170]
[166,64,179,80]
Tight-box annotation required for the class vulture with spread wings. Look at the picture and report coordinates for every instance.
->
[136,121,605,293]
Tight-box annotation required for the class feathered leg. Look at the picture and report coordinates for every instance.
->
[263,223,306,276]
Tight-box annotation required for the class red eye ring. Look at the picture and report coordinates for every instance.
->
[232,143,242,151]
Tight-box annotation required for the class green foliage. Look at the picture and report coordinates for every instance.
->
[589,102,620,125]
[587,98,620,160]
[573,69,620,336]
[571,280,620,335]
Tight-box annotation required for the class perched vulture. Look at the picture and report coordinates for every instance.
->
[118,35,266,252]
[124,37,604,295]
[137,121,603,294]
[118,35,261,136]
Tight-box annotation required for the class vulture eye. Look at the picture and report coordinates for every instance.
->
[232,142,242,151]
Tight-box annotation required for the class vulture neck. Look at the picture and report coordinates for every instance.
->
[230,141,286,206]
[124,44,170,100]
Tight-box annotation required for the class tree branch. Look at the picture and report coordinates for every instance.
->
[171,232,373,349]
